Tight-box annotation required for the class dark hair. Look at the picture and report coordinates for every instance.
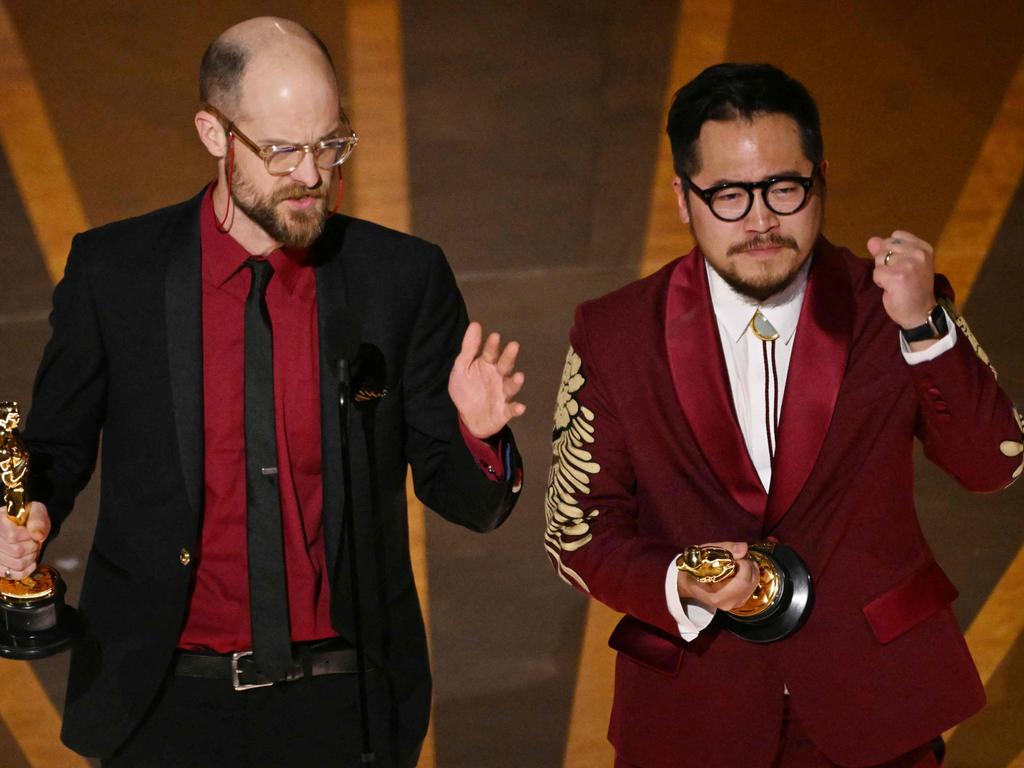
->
[667,63,823,177]
[198,25,336,111]
[199,39,248,110]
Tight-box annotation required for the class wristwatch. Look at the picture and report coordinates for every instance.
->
[901,303,948,343]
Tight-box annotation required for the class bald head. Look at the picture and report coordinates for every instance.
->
[199,17,336,116]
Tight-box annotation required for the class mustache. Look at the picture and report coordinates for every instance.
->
[272,186,327,204]
[727,234,798,256]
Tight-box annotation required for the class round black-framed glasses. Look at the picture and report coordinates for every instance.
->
[682,168,818,222]
[203,103,359,177]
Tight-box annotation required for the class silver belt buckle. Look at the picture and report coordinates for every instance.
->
[231,651,274,691]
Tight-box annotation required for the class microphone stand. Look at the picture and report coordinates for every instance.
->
[355,384,399,758]
[337,358,375,765]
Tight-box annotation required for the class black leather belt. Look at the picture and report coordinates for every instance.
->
[173,639,359,691]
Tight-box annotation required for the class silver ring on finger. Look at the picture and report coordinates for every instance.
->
[884,250,894,266]
[3,568,12,579]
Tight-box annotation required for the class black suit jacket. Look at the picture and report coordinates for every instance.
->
[23,190,521,761]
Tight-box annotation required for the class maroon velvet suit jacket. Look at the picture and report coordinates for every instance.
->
[545,238,1023,767]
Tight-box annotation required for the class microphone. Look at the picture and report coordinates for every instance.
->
[321,310,361,395]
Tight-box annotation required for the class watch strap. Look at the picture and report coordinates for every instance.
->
[901,303,948,343]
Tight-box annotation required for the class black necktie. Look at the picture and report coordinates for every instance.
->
[244,258,292,680]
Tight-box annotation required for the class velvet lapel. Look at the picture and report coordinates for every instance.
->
[164,194,205,525]
[312,218,353,580]
[764,238,852,531]
[665,251,767,519]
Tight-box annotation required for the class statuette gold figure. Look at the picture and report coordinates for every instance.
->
[677,541,813,643]
[1,401,81,659]
[0,403,30,526]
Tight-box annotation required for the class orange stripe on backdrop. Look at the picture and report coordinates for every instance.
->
[562,4,734,767]
[638,2,734,278]
[344,0,412,234]
[934,51,1024,305]
[944,547,1024,748]
[0,2,86,284]
[343,2,435,766]
[562,603,625,768]
[0,4,90,767]
[965,547,1024,690]
[405,474,435,768]
[0,662,88,768]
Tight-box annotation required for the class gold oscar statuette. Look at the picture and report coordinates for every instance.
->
[677,541,813,643]
[1,401,81,659]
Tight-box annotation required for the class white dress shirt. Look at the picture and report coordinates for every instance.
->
[664,257,957,640]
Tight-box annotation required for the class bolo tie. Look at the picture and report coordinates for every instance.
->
[750,309,781,462]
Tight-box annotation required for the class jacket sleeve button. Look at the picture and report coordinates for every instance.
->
[179,548,191,566]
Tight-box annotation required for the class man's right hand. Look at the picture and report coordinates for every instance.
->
[676,541,760,613]
[0,501,51,580]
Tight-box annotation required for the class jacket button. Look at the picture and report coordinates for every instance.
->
[179,548,191,566]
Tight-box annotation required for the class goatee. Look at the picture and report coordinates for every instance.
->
[714,233,806,303]
[232,176,329,249]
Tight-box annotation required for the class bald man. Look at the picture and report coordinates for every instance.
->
[2,18,524,767]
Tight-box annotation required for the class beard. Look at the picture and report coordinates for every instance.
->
[711,233,808,303]
[231,165,330,248]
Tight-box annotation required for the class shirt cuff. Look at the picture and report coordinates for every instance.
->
[665,556,715,641]
[458,417,506,481]
[900,308,957,364]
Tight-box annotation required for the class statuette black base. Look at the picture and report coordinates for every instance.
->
[0,577,83,659]
[720,542,813,644]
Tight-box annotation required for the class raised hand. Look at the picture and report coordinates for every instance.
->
[868,230,937,339]
[448,322,526,439]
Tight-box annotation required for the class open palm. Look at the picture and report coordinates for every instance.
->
[448,322,526,438]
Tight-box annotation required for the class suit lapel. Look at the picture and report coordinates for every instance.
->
[764,238,853,531]
[313,218,352,579]
[164,194,205,523]
[665,252,767,519]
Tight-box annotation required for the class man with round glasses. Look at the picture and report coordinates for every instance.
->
[545,63,1022,767]
[3,16,525,767]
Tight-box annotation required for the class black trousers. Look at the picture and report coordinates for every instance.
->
[102,669,405,768]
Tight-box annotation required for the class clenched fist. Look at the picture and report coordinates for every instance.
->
[868,231,940,350]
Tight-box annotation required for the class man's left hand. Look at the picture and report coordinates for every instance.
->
[868,230,938,337]
[449,322,526,439]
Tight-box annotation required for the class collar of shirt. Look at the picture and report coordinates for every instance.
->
[705,256,811,347]
[199,183,309,296]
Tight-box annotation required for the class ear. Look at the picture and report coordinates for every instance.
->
[672,176,691,225]
[195,110,228,158]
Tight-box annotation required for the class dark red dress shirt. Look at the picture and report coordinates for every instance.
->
[179,186,505,651]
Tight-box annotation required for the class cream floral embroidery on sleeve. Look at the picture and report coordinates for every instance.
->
[545,346,601,592]
[1000,407,1024,482]
[939,299,1022,483]
[938,297,997,377]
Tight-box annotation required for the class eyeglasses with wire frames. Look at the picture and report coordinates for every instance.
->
[203,103,359,176]
[682,167,819,222]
